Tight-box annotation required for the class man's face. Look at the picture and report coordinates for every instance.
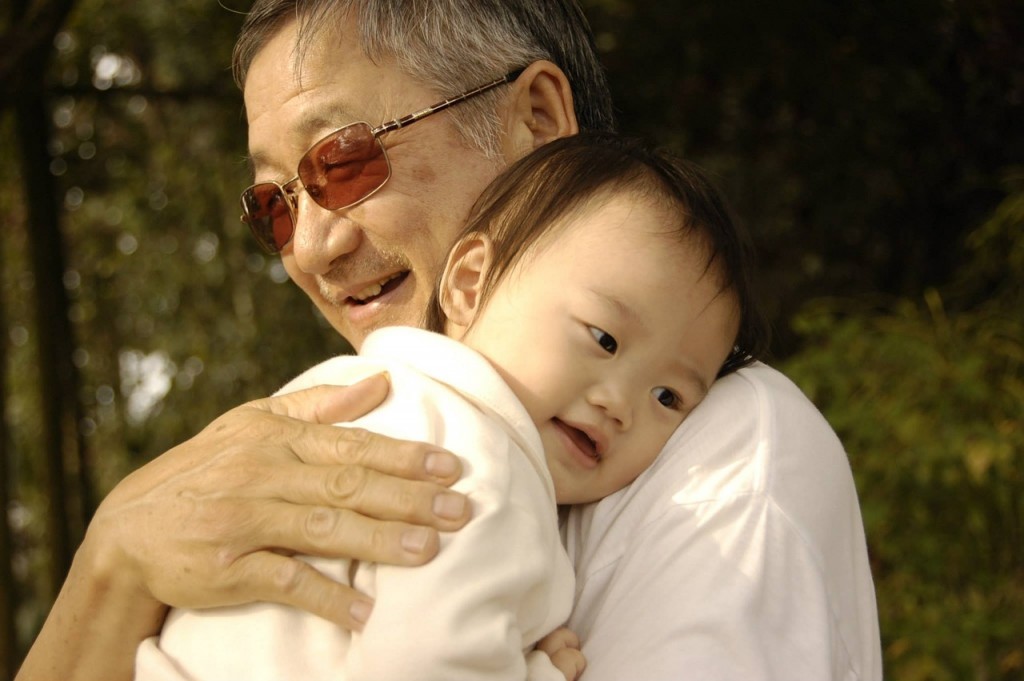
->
[243,17,505,348]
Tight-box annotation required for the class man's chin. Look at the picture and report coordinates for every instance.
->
[303,296,358,347]
[320,307,368,351]
[318,300,420,352]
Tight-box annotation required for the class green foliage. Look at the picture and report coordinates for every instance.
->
[784,182,1024,680]
[3,0,350,653]
[1,0,1021,674]
[43,0,347,483]
[585,0,1024,349]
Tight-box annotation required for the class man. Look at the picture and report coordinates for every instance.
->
[17,2,881,680]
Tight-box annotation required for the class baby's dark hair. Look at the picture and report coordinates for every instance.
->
[425,132,770,376]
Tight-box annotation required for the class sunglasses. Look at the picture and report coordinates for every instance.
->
[240,68,525,254]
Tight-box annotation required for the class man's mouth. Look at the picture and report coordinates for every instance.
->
[347,272,408,305]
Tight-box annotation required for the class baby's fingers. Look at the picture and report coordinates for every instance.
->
[537,626,581,654]
[537,627,585,681]
[548,648,586,681]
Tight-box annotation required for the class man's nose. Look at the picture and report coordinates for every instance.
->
[587,381,633,431]
[288,193,362,274]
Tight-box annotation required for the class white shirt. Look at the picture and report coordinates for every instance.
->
[564,362,883,680]
[136,327,574,681]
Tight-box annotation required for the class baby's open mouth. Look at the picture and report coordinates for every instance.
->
[555,418,600,461]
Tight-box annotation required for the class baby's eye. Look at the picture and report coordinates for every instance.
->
[588,326,618,354]
[652,387,682,410]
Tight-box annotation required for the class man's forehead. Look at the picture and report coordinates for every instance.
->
[243,21,395,173]
[255,9,360,84]
[245,72,366,166]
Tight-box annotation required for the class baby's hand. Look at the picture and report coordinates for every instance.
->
[537,626,586,681]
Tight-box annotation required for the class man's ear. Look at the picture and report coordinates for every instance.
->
[439,233,494,340]
[500,60,579,162]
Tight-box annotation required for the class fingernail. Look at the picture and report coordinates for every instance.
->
[425,451,458,478]
[433,492,467,520]
[349,599,373,625]
[401,527,431,553]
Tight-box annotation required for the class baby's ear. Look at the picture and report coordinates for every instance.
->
[439,233,493,339]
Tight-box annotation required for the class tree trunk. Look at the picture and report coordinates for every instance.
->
[5,0,87,604]
[14,91,81,600]
[0,251,16,681]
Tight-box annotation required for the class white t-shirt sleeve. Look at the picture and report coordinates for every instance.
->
[136,348,573,681]
[565,363,882,681]
[341,394,573,681]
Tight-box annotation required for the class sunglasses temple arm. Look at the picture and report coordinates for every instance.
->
[374,67,526,136]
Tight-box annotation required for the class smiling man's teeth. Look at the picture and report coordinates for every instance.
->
[351,274,401,302]
[352,283,383,301]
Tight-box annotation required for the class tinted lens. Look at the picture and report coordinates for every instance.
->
[242,183,294,253]
[298,122,390,209]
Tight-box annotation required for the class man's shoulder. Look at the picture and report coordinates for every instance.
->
[596,362,854,525]
[659,362,842,489]
[566,364,881,681]
[704,361,835,435]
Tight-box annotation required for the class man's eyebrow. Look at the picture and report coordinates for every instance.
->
[246,106,360,176]
[295,110,355,139]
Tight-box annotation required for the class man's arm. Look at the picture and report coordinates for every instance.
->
[16,374,471,681]
[136,355,574,681]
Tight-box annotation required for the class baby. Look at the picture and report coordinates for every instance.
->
[136,132,768,681]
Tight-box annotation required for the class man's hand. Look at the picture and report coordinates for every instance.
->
[88,373,470,629]
[537,627,586,681]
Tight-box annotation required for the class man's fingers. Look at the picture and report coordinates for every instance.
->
[284,420,464,486]
[270,462,470,530]
[83,381,474,636]
[258,374,390,425]
[259,501,443,566]
[256,387,464,489]
[231,551,375,631]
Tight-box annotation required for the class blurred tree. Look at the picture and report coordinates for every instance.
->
[0,0,75,98]
[0,237,13,681]
[784,173,1024,680]
[0,0,342,672]
[2,4,84,666]
[0,0,1021,678]
[585,0,1024,352]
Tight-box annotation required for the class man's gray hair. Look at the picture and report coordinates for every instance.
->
[233,0,616,159]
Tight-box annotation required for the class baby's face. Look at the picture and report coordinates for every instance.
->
[460,192,741,504]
